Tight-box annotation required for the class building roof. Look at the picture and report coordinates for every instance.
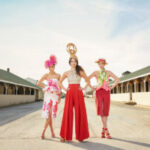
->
[0,69,41,89]
[26,77,38,85]
[110,65,150,84]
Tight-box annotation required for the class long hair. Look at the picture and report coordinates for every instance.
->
[69,57,84,76]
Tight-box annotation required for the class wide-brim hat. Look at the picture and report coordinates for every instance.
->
[95,58,108,65]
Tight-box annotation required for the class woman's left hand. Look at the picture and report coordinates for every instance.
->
[58,98,61,104]
[79,87,84,91]
[110,84,115,90]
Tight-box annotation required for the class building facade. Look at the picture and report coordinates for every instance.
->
[110,66,150,106]
[0,68,43,107]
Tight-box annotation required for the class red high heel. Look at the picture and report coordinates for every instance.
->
[104,128,112,139]
[101,128,105,138]
[60,138,65,143]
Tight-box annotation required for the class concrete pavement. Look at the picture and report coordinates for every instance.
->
[0,98,150,150]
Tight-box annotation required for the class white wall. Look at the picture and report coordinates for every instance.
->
[111,92,150,106]
[0,95,36,107]
[111,93,130,102]
[132,92,150,106]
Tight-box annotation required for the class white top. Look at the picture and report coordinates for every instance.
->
[67,70,81,84]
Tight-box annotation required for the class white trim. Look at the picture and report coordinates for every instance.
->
[110,72,150,85]
[0,79,39,89]
[120,72,150,83]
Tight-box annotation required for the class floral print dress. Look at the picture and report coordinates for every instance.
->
[42,79,60,119]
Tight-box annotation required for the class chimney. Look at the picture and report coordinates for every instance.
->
[7,68,10,72]
[122,71,131,76]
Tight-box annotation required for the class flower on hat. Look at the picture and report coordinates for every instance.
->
[44,55,57,69]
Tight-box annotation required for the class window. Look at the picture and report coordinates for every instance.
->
[31,89,35,95]
[18,87,24,95]
[146,81,149,92]
[138,83,141,92]
[132,84,135,92]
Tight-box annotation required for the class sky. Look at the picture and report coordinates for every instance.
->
[0,0,150,86]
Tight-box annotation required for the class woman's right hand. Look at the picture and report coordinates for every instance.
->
[42,86,48,93]
[66,87,70,91]
[63,87,68,92]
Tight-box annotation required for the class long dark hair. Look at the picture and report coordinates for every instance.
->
[69,57,84,76]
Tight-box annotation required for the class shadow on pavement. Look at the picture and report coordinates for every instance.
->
[69,140,124,150]
[112,137,150,148]
[42,137,124,150]
[0,101,42,126]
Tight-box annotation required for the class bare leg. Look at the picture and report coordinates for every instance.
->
[41,118,50,139]
[101,116,111,138]
[48,105,55,138]
[101,116,108,128]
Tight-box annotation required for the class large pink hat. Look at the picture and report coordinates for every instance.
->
[44,55,57,69]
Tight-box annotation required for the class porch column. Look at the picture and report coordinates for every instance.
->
[23,87,26,95]
[121,83,123,93]
[4,84,8,95]
[116,85,119,93]
[15,86,18,95]
[134,80,138,92]
[143,76,148,92]
[112,88,114,94]
[129,82,132,101]
[126,83,129,93]
[29,88,32,95]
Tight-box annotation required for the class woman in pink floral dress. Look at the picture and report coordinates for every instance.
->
[37,55,61,139]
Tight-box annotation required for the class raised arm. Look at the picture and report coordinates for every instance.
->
[57,74,62,103]
[59,72,68,92]
[80,71,94,90]
[57,74,61,89]
[108,71,120,89]
[37,74,48,88]
[88,71,98,80]
[82,71,98,90]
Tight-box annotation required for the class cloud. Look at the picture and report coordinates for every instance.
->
[0,0,149,87]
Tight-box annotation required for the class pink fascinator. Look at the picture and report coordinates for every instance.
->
[44,55,57,69]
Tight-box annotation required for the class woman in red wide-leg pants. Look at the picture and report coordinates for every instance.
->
[59,45,93,142]
[60,84,89,141]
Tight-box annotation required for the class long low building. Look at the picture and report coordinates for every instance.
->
[0,68,43,107]
[110,66,150,106]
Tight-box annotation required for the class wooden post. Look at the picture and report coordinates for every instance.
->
[29,88,32,95]
[23,87,26,95]
[143,76,148,92]
[116,85,119,93]
[4,84,8,95]
[126,82,129,93]
[129,82,132,102]
[121,83,124,93]
[15,86,18,95]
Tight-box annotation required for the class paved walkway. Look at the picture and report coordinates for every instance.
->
[0,98,150,150]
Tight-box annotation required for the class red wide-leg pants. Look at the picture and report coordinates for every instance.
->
[95,88,110,116]
[60,84,89,141]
